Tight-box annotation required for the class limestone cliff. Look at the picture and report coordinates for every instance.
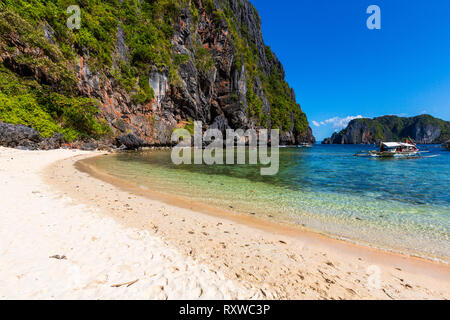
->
[322,115,449,145]
[0,0,315,147]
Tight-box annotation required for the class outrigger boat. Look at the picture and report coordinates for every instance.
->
[355,140,421,158]
[370,142,419,158]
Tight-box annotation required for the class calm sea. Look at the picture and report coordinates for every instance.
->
[86,144,450,262]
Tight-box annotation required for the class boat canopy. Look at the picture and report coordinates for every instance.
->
[382,142,415,148]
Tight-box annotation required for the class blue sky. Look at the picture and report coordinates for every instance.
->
[252,0,450,140]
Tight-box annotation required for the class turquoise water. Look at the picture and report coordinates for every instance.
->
[88,144,450,262]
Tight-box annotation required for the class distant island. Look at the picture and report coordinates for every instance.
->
[322,115,450,144]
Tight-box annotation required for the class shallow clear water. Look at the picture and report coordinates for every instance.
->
[87,144,450,262]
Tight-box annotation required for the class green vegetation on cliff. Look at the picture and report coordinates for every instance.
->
[0,0,311,141]
[352,115,449,142]
[0,64,111,140]
[323,115,449,144]
[0,0,192,139]
[0,1,113,140]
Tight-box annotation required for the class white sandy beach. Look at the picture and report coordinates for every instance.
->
[0,147,264,299]
[0,147,449,300]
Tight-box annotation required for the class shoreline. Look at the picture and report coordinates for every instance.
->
[77,154,449,267]
[44,150,450,299]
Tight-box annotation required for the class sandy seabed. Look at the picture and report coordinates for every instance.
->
[0,147,449,299]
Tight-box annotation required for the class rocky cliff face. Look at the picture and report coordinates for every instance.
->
[322,115,449,144]
[0,0,315,147]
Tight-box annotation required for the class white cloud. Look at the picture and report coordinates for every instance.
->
[312,115,364,130]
